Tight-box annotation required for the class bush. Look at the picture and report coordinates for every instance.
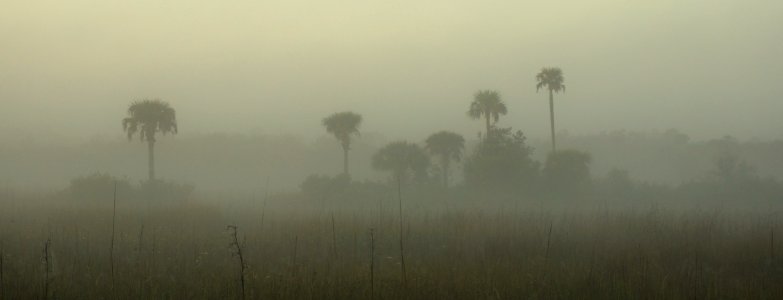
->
[542,149,592,195]
[300,173,351,199]
[69,173,134,202]
[67,173,193,203]
[139,179,195,203]
[299,173,389,205]
[463,128,539,192]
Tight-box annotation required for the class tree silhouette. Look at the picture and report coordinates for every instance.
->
[711,153,756,184]
[122,99,177,181]
[372,141,430,183]
[322,111,362,176]
[463,127,539,191]
[542,149,591,193]
[467,90,507,138]
[536,67,566,152]
[425,131,465,187]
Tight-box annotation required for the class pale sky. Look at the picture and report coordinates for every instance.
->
[1,0,782,143]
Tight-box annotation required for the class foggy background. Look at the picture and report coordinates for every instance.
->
[1,0,782,190]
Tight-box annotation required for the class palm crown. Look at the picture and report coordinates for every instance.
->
[425,131,465,163]
[467,90,507,137]
[536,68,566,93]
[122,99,178,142]
[372,141,430,181]
[323,112,362,150]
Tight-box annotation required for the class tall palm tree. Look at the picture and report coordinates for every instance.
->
[122,99,177,181]
[425,131,465,187]
[467,90,507,138]
[322,111,362,176]
[536,67,566,152]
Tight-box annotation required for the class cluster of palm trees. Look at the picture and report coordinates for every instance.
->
[320,111,466,187]
[121,68,565,184]
[467,68,565,150]
[320,67,566,186]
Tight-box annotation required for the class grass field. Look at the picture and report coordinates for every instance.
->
[0,193,782,299]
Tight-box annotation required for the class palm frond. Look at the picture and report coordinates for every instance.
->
[467,102,483,119]
[468,89,505,121]
[372,141,430,179]
[122,98,177,142]
[536,67,566,94]
[323,111,362,147]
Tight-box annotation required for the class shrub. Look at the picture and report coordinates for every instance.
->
[542,149,592,195]
[463,128,539,192]
[69,173,134,202]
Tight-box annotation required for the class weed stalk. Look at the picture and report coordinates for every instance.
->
[227,225,246,300]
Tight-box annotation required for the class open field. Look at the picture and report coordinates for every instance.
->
[1,194,781,299]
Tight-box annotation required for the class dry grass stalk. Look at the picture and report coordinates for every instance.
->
[42,238,51,300]
[227,225,246,300]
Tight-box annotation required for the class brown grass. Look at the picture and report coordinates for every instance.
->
[0,195,781,299]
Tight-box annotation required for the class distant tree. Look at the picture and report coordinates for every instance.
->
[604,168,633,192]
[677,152,775,204]
[542,150,591,193]
[425,131,465,187]
[536,67,566,152]
[322,111,362,176]
[467,90,507,138]
[122,99,177,181]
[463,127,539,191]
[300,174,351,200]
[707,135,742,153]
[372,141,430,183]
[662,128,690,145]
[69,173,134,202]
[711,153,756,184]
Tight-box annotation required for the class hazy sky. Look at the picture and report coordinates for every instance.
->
[1,0,781,143]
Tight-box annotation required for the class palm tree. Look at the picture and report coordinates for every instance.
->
[122,99,177,181]
[372,141,430,183]
[323,111,362,176]
[536,67,566,152]
[425,131,465,187]
[467,90,507,138]
[371,141,430,285]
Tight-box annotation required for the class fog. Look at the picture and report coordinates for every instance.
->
[2,0,782,144]
[3,1,783,299]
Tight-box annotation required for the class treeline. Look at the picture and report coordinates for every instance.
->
[3,131,783,196]
[299,127,783,207]
[55,130,783,209]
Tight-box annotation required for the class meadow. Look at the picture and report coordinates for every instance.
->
[1,191,781,300]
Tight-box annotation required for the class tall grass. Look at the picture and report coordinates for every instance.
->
[0,245,4,300]
[0,193,781,299]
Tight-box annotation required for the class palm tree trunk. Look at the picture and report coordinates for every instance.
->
[148,140,156,181]
[549,89,556,153]
[442,157,450,187]
[343,146,349,176]
[485,113,491,139]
